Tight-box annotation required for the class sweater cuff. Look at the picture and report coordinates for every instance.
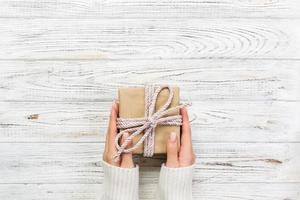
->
[157,163,195,200]
[101,159,139,200]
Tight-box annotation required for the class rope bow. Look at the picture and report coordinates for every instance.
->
[113,85,186,162]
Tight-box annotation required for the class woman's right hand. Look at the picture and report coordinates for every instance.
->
[166,107,196,168]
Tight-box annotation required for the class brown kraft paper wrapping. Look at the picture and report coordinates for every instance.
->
[118,86,181,154]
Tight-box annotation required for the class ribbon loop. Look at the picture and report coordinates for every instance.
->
[113,85,186,162]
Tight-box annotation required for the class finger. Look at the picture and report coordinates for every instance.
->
[103,108,112,161]
[106,102,121,166]
[180,107,193,151]
[103,132,109,161]
[120,132,135,168]
[179,107,196,167]
[107,102,119,153]
[104,102,116,161]
[166,132,179,168]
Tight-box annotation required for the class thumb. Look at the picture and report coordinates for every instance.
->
[166,132,179,168]
[120,132,135,168]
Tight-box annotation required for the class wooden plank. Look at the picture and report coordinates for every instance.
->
[0,183,299,200]
[0,60,299,102]
[0,143,299,183]
[0,19,300,60]
[0,101,299,142]
[0,0,299,19]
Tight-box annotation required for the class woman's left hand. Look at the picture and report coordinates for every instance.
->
[103,102,135,168]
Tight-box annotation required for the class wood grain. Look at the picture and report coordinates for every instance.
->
[0,60,299,102]
[0,101,299,142]
[0,183,299,200]
[0,19,299,60]
[0,0,299,199]
[0,143,299,183]
[0,0,299,19]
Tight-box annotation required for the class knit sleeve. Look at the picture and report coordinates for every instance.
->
[156,163,195,200]
[100,159,139,200]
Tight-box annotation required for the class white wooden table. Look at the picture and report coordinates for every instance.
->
[0,1,300,199]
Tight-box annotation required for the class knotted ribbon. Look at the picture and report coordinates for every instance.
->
[113,85,186,162]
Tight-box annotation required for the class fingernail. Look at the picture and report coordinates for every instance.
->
[111,101,116,110]
[169,132,177,142]
[114,99,119,104]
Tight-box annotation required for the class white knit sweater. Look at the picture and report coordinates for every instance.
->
[101,159,195,200]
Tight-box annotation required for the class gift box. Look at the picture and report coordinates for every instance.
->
[118,86,181,154]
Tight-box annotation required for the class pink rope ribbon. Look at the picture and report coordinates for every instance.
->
[113,85,186,162]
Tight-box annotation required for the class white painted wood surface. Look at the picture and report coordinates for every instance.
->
[1,19,300,60]
[0,1,299,199]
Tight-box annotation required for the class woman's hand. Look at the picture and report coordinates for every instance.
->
[166,107,196,167]
[103,102,135,168]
